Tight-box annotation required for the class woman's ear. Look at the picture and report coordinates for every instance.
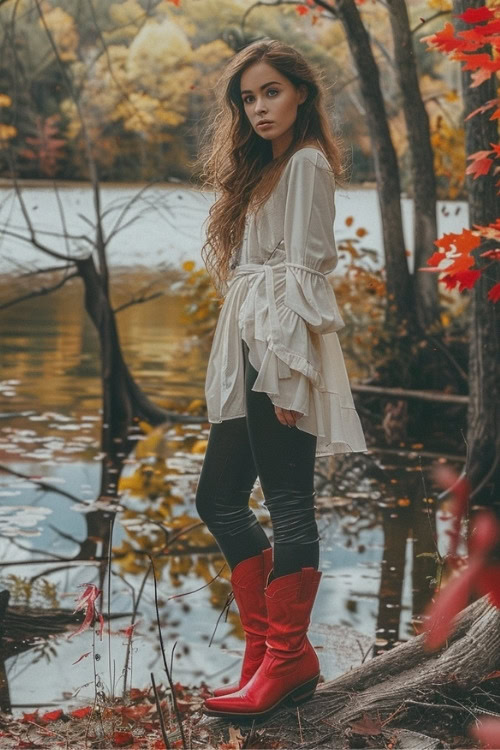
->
[298,84,308,106]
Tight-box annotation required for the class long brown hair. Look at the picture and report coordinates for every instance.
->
[192,38,349,295]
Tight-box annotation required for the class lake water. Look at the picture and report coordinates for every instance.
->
[0,181,468,275]
[0,182,464,714]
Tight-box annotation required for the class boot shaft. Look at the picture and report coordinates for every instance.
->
[230,547,273,634]
[264,567,322,654]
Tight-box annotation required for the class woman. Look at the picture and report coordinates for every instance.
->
[194,38,368,722]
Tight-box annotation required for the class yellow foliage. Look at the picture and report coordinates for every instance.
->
[39,4,79,62]
[134,426,168,460]
[113,540,148,575]
[171,16,197,38]
[118,461,173,500]
[127,20,192,84]
[190,39,233,69]
[0,94,12,107]
[440,312,451,327]
[430,115,465,199]
[0,124,16,141]
[186,398,205,414]
[109,0,144,32]
[192,439,208,454]
[427,0,451,9]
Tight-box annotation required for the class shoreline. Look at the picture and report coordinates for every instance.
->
[0,177,379,191]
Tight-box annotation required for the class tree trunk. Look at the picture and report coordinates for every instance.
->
[205,597,500,747]
[75,256,172,560]
[334,0,418,335]
[453,0,500,507]
[386,0,440,332]
[76,257,170,462]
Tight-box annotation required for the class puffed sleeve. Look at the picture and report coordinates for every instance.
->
[283,149,345,334]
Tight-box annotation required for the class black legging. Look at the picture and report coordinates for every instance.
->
[195,339,320,577]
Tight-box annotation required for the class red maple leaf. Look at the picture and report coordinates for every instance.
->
[435,228,482,255]
[421,23,465,53]
[487,282,500,303]
[453,269,482,290]
[465,98,500,120]
[453,52,500,72]
[456,7,494,24]
[465,156,493,180]
[427,250,446,267]
[464,99,500,120]
[470,68,497,87]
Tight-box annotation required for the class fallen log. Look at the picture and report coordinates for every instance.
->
[202,596,499,748]
[351,383,468,405]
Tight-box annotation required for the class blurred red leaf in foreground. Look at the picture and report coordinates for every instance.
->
[470,716,500,748]
[423,465,500,650]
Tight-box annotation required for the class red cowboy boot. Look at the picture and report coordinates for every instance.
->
[212,547,273,697]
[203,566,322,721]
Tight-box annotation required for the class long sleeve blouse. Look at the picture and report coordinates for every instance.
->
[204,146,368,457]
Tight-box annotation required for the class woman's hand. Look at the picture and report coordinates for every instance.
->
[274,405,304,428]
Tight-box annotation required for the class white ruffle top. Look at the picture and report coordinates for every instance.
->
[204,146,368,457]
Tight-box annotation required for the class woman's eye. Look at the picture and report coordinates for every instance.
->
[243,89,278,104]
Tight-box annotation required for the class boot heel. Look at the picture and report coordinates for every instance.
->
[285,674,319,706]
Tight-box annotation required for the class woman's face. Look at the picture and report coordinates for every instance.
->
[240,61,307,159]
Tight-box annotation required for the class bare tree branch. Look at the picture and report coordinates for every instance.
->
[0,464,87,505]
[0,270,78,309]
[0,225,75,261]
[114,290,165,314]
[19,263,76,277]
[411,9,451,35]
[1,221,94,246]
[33,0,108,288]
[104,179,163,236]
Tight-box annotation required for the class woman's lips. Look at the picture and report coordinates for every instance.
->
[257,122,273,128]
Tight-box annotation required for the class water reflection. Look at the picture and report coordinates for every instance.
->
[0,275,453,715]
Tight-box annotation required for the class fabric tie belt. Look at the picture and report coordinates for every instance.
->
[232,262,283,346]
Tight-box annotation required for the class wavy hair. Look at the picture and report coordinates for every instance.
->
[193,38,349,295]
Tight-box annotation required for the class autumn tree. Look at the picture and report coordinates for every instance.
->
[0,0,211,563]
